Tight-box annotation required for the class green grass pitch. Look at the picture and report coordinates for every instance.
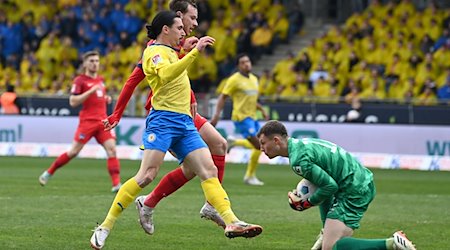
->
[1,156,450,249]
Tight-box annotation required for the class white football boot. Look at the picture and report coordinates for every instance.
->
[393,231,416,250]
[38,171,52,186]
[135,195,155,235]
[311,229,323,250]
[199,202,226,228]
[90,226,110,250]
[244,176,264,186]
[111,183,122,193]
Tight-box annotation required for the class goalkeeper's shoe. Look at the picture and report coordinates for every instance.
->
[199,202,226,229]
[135,195,155,235]
[311,229,323,250]
[224,221,263,238]
[90,225,110,250]
[393,231,416,250]
[39,171,52,186]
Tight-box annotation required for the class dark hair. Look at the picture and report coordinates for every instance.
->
[146,11,179,39]
[82,50,100,61]
[6,84,15,92]
[236,53,250,65]
[257,120,288,138]
[169,0,197,13]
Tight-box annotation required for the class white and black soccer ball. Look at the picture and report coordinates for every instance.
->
[296,179,317,200]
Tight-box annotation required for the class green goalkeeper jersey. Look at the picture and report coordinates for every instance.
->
[287,137,373,205]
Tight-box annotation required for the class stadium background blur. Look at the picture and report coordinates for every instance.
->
[1,0,449,117]
[1,2,450,248]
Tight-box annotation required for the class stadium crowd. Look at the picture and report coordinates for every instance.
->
[265,0,450,105]
[0,0,301,96]
[1,0,449,106]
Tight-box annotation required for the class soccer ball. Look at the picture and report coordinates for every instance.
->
[296,179,317,200]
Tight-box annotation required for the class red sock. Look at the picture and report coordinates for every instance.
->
[144,167,188,208]
[107,157,121,186]
[212,154,226,183]
[47,152,71,175]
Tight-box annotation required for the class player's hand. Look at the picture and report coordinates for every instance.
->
[195,36,215,52]
[103,114,119,131]
[288,190,312,211]
[190,102,197,117]
[106,95,112,104]
[183,37,199,52]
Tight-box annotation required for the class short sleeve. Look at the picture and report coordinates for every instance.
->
[70,77,83,95]
[222,77,235,96]
[142,47,171,77]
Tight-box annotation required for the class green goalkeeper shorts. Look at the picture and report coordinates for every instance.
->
[326,181,376,229]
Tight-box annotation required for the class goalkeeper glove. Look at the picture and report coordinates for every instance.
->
[288,190,312,211]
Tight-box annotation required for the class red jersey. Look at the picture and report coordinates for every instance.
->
[71,74,107,121]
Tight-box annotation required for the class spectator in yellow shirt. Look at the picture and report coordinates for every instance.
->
[250,22,274,60]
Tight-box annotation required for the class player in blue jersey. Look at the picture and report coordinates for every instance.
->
[257,120,416,250]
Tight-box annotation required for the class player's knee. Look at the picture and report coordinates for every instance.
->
[105,147,117,158]
[67,150,79,158]
[208,136,227,155]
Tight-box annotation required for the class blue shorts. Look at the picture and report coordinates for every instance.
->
[142,110,207,163]
[233,117,260,138]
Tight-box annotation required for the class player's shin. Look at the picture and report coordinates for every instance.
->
[211,155,225,183]
[101,178,142,229]
[201,177,238,225]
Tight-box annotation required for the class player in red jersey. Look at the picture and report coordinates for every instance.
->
[102,0,227,229]
[38,51,121,193]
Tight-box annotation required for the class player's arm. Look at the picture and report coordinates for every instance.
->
[69,85,101,107]
[289,162,338,211]
[210,93,228,127]
[103,66,146,130]
[304,164,338,205]
[256,102,269,120]
[145,36,214,83]
[151,48,200,83]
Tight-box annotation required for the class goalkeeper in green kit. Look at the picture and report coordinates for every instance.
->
[257,120,416,250]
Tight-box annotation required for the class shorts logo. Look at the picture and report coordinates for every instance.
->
[147,133,156,142]
[248,128,255,134]
[79,134,86,140]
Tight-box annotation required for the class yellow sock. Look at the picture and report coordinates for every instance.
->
[101,178,142,229]
[245,149,261,178]
[234,139,254,149]
[201,177,238,225]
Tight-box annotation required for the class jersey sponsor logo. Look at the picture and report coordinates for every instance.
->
[152,54,162,65]
[87,83,93,87]
[243,89,258,95]
[147,133,156,142]
[292,165,303,175]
